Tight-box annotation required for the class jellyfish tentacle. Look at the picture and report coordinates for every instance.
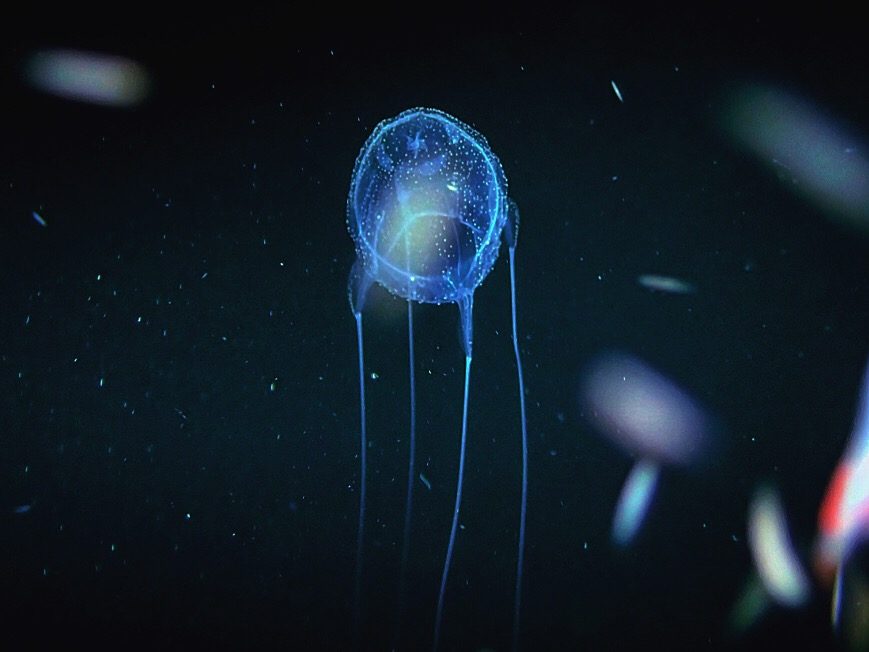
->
[506,220,529,651]
[505,198,520,249]
[395,296,417,648]
[351,308,367,644]
[434,354,472,652]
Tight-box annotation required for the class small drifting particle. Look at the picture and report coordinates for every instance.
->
[99,377,105,387]
[637,274,696,295]
[370,372,379,380]
[611,80,624,103]
[200,272,208,279]
[419,473,432,491]
[13,504,32,514]
[31,211,46,227]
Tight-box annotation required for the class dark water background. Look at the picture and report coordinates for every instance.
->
[1,7,867,650]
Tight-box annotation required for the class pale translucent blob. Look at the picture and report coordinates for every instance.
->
[24,49,150,107]
[580,352,711,465]
[612,459,660,546]
[637,274,695,295]
[722,85,869,231]
[816,358,869,574]
[748,486,811,608]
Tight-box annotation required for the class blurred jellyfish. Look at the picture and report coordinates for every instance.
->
[748,485,811,608]
[815,357,869,628]
[579,352,713,546]
[23,49,150,107]
[611,459,659,546]
[722,84,869,232]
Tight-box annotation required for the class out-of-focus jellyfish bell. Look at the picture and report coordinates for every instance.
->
[814,356,869,630]
[727,485,810,638]
[579,352,713,545]
[721,84,869,233]
[580,352,711,465]
[23,49,150,107]
[748,486,811,609]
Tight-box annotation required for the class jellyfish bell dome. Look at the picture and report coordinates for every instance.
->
[347,107,508,305]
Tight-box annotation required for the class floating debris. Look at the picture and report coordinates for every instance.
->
[611,80,624,103]
[419,473,431,491]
